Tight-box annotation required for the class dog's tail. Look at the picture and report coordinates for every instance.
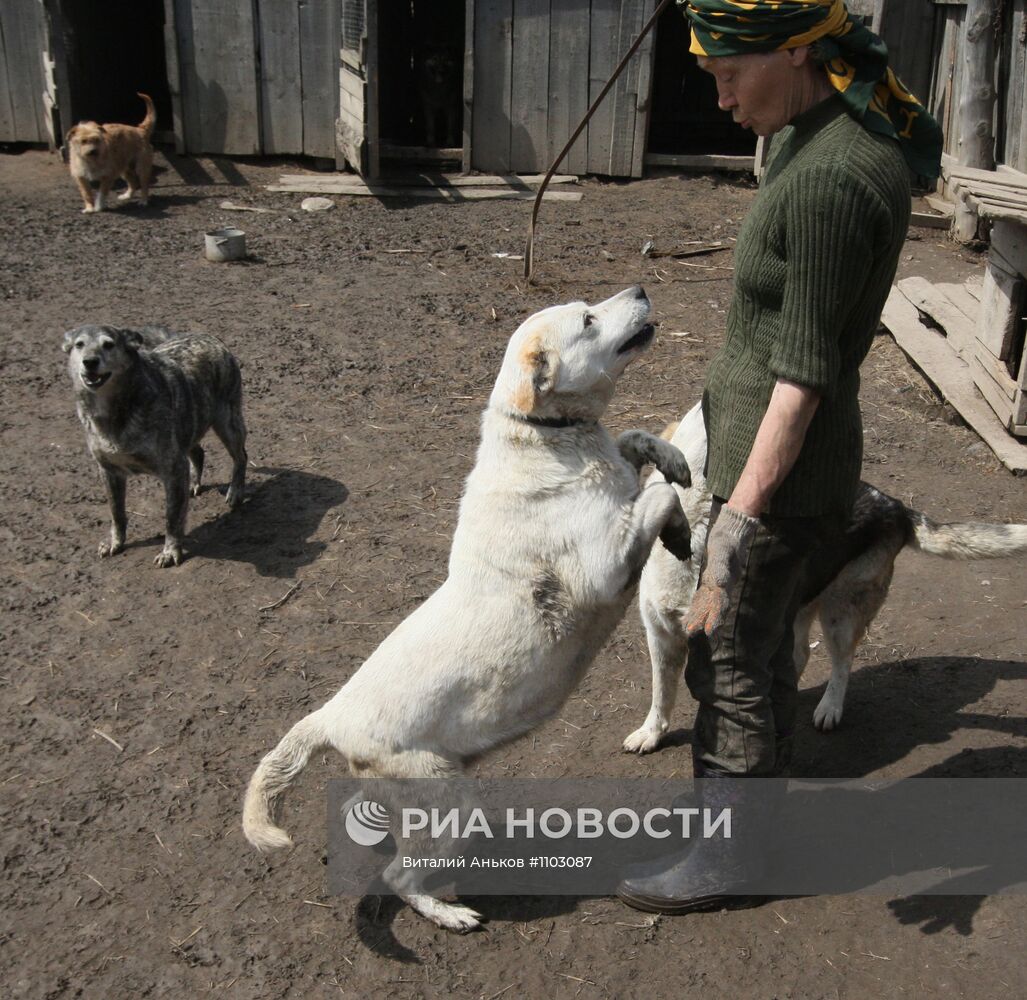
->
[242,708,329,852]
[906,507,1027,560]
[137,92,156,140]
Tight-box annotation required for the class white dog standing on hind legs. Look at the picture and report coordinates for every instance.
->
[623,401,1027,756]
[243,286,693,932]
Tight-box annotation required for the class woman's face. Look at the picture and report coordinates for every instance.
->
[697,48,814,137]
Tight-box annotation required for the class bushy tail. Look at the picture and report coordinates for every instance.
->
[242,710,328,852]
[136,92,156,140]
[907,508,1027,560]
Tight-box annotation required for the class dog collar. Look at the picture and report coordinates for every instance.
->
[513,413,592,429]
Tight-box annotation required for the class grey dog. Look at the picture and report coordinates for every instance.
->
[63,324,247,567]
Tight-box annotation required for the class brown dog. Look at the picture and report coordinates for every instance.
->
[66,93,156,213]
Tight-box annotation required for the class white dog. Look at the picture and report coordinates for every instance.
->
[624,402,1027,755]
[243,287,692,932]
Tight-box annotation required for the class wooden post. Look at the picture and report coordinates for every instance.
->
[954,0,998,240]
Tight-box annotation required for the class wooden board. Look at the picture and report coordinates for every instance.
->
[473,0,513,172]
[875,0,935,109]
[337,64,366,173]
[881,288,1027,471]
[162,0,186,153]
[629,0,658,179]
[586,0,619,175]
[174,0,261,155]
[934,281,981,324]
[299,0,341,160]
[0,0,49,143]
[548,0,590,175]
[1002,0,1026,171]
[645,153,756,171]
[276,172,577,187]
[978,259,1024,359]
[267,183,582,201]
[896,276,977,358]
[510,0,550,173]
[258,0,304,154]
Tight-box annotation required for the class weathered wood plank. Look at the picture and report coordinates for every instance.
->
[645,153,756,171]
[976,257,1023,359]
[1002,0,1025,170]
[337,64,365,172]
[299,0,340,159]
[934,280,980,324]
[162,0,186,152]
[510,0,549,173]
[258,0,303,154]
[896,276,977,358]
[548,0,590,175]
[175,0,261,155]
[881,288,1027,471]
[630,0,658,179]
[586,0,619,175]
[463,0,474,172]
[277,172,578,186]
[0,0,49,143]
[267,182,582,200]
[473,0,514,172]
[608,0,646,177]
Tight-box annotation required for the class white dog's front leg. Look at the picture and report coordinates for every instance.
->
[617,430,692,488]
[622,482,691,579]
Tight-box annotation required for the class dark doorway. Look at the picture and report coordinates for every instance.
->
[378,0,463,151]
[648,4,755,156]
[52,0,172,134]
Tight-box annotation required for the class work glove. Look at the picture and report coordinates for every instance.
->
[684,505,760,642]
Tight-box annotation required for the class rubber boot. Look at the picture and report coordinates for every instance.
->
[616,762,781,915]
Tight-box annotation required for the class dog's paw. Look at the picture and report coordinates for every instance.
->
[659,451,692,490]
[154,546,183,568]
[190,483,202,497]
[622,725,664,755]
[406,894,484,933]
[813,695,844,731]
[659,522,692,562]
[117,190,133,201]
[98,539,124,559]
[225,486,244,509]
[82,206,98,214]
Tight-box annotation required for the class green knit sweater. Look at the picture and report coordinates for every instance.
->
[704,94,911,516]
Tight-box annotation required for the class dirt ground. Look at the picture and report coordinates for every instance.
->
[1,146,1025,1000]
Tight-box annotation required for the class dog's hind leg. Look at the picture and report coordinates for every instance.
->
[189,445,205,496]
[98,466,128,558]
[371,751,485,933]
[623,611,687,754]
[213,403,247,509]
[813,559,893,731]
[791,600,818,682]
[119,165,140,202]
[155,461,190,567]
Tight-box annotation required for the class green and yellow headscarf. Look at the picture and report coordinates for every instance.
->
[682,0,943,178]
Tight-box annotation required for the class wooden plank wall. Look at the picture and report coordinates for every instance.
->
[173,0,261,154]
[171,0,339,158]
[474,0,655,177]
[0,0,50,143]
[999,0,1027,171]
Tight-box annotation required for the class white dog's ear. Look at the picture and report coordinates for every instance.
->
[510,337,560,413]
[61,330,77,354]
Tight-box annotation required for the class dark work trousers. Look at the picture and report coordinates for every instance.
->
[685,498,846,776]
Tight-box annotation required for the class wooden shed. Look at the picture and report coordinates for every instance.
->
[2,0,748,178]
